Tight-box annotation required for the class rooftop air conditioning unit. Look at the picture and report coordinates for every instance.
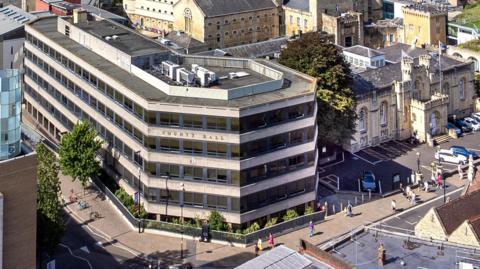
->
[176,68,195,85]
[191,64,200,73]
[161,61,180,80]
[196,67,217,87]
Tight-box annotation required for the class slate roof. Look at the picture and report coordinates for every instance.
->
[435,189,480,235]
[283,0,309,12]
[469,215,480,240]
[379,43,429,63]
[343,45,384,58]
[222,37,288,58]
[464,171,480,195]
[193,0,277,17]
[235,245,313,269]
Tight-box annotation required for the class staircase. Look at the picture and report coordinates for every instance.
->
[434,134,450,145]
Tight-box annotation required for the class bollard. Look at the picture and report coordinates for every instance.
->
[355,196,358,205]
[333,204,336,214]
[358,178,361,193]
[340,202,343,212]
[362,194,364,203]
[368,189,372,200]
[324,201,328,217]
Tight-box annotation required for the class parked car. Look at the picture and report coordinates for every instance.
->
[471,112,480,123]
[435,149,467,165]
[447,122,462,137]
[455,119,473,133]
[463,117,480,131]
[450,146,479,160]
[361,171,377,191]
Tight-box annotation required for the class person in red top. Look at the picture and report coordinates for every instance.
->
[436,174,443,189]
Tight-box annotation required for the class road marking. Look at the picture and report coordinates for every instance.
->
[59,243,93,269]
[80,246,90,254]
[405,220,417,225]
[351,152,382,166]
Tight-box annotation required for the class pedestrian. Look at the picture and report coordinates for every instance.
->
[254,244,259,257]
[458,164,463,180]
[399,183,406,197]
[411,192,416,206]
[405,185,411,200]
[378,243,386,266]
[257,238,263,252]
[436,174,442,189]
[347,201,353,217]
[431,172,436,186]
[391,199,396,212]
[309,220,314,237]
[268,233,274,249]
[424,180,429,192]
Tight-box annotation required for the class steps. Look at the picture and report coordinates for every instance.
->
[434,134,450,145]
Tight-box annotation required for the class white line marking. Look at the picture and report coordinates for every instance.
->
[320,152,345,169]
[351,152,382,166]
[405,221,417,225]
[59,243,93,269]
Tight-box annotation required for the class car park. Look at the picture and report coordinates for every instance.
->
[361,171,377,191]
[435,149,467,164]
[450,146,479,159]
[463,117,480,131]
[447,122,462,136]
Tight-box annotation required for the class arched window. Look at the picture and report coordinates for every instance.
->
[459,78,465,100]
[184,8,192,34]
[359,108,367,132]
[380,102,387,126]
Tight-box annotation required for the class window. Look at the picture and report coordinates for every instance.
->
[183,114,203,128]
[184,166,203,180]
[160,113,179,126]
[159,138,179,152]
[183,140,203,154]
[289,15,293,24]
[459,78,465,100]
[207,143,227,157]
[359,108,367,132]
[304,19,308,29]
[184,192,203,206]
[206,117,226,130]
[380,102,387,126]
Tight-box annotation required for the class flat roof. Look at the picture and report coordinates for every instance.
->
[331,231,480,268]
[28,16,315,109]
[235,245,313,269]
[68,19,168,57]
[0,5,36,36]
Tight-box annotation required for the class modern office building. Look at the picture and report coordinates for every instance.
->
[0,69,21,160]
[24,12,318,226]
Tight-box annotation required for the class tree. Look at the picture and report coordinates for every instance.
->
[282,209,299,222]
[279,32,356,145]
[36,144,64,258]
[207,210,227,231]
[59,121,102,192]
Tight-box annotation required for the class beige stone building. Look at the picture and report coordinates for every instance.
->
[343,43,475,153]
[171,0,280,50]
[364,17,404,49]
[123,0,177,34]
[415,189,480,247]
[321,11,363,47]
[402,4,447,47]
[282,0,382,42]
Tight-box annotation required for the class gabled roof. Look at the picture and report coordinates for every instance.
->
[193,0,277,17]
[435,189,480,235]
[468,215,480,241]
[463,171,480,196]
[235,245,312,269]
[343,45,384,58]
[283,0,309,12]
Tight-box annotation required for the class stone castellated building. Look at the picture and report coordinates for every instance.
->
[343,43,475,153]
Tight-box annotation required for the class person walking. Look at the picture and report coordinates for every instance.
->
[399,183,406,197]
[411,192,416,206]
[309,220,314,237]
[405,185,411,200]
[391,199,396,212]
[347,201,353,217]
[254,244,259,257]
[257,238,263,252]
[378,243,386,266]
[436,174,442,189]
[268,233,274,249]
[424,180,429,192]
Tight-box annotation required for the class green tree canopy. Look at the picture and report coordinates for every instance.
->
[279,32,356,145]
[208,210,227,231]
[36,143,64,256]
[59,121,102,189]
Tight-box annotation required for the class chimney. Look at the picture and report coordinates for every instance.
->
[73,8,88,24]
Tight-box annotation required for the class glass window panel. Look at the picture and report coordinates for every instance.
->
[183,140,203,154]
[183,114,203,128]
[124,97,133,111]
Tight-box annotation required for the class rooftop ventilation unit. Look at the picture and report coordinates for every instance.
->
[104,36,112,40]
[191,64,217,86]
[112,35,119,40]
[162,61,180,80]
[228,71,250,79]
[176,68,195,85]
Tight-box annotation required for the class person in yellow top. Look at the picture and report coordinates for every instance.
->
[257,238,263,251]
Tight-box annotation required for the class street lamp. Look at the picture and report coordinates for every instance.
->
[134,150,142,234]
[180,182,185,260]
[416,152,421,173]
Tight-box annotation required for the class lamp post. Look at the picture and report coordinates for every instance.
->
[134,150,142,234]
[180,182,185,260]
[416,152,421,173]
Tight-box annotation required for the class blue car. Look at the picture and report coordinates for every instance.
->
[450,146,479,160]
[447,122,462,136]
[455,120,473,133]
[362,171,377,191]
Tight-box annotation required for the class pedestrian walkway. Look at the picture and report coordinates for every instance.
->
[59,170,465,267]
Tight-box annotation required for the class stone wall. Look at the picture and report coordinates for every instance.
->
[449,221,480,247]
[414,208,448,241]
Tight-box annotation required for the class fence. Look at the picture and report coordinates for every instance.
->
[91,175,326,246]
